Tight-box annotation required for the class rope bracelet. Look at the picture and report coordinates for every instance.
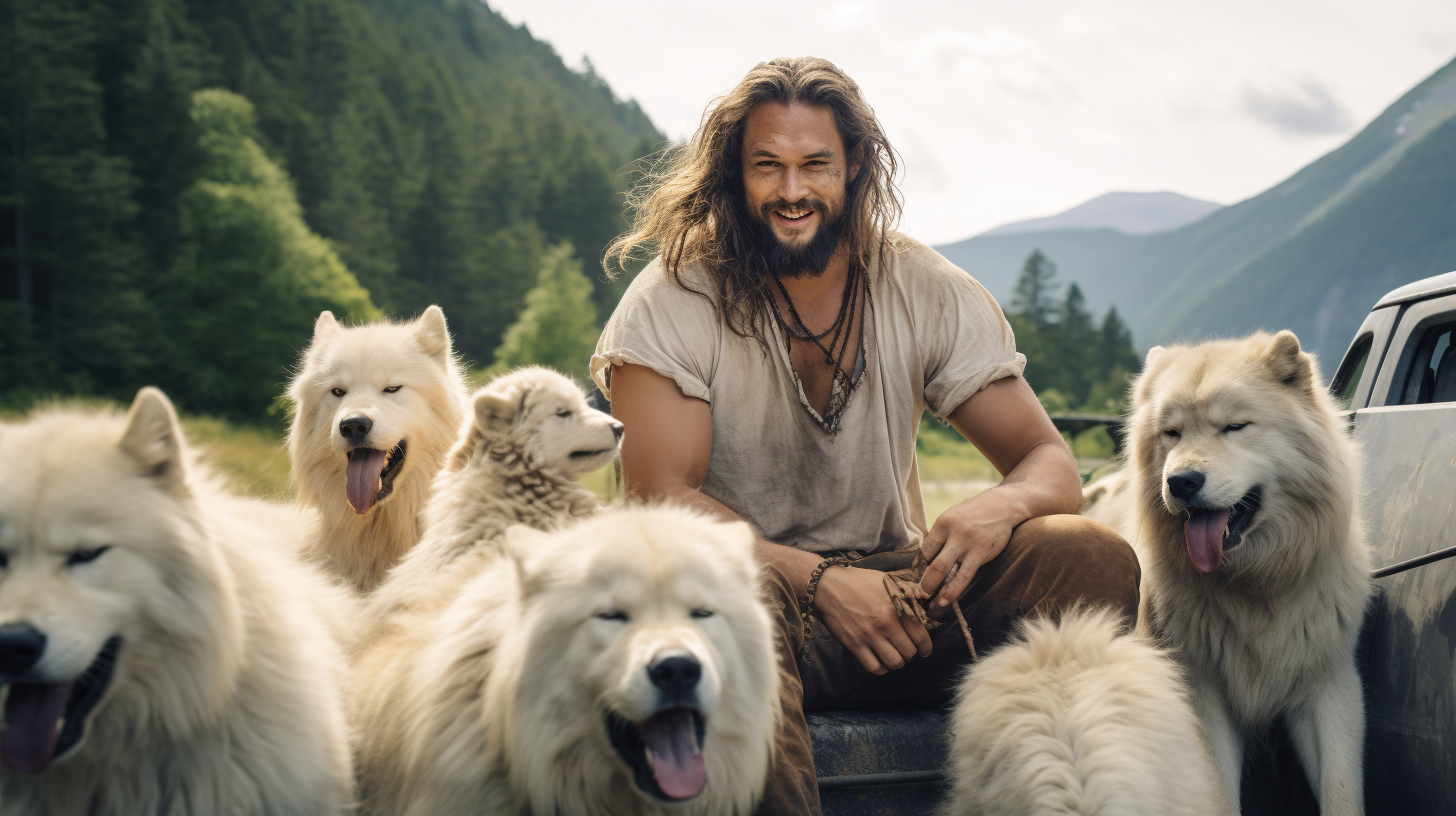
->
[797,554,859,642]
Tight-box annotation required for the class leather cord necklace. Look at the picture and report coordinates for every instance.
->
[771,262,861,369]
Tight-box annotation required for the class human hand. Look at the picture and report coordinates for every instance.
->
[813,565,933,675]
[919,490,1018,608]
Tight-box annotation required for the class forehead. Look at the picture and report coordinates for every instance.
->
[311,326,427,380]
[742,102,844,158]
[1154,356,1270,419]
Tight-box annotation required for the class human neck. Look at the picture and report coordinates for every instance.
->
[774,247,851,306]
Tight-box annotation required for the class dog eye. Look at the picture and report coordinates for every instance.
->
[330,387,346,397]
[383,385,402,394]
[596,610,628,622]
[1162,429,1181,438]
[691,609,714,619]
[66,546,110,567]
[1222,423,1249,433]
[0,552,8,569]
[556,409,572,418]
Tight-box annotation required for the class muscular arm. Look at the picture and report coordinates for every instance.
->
[918,374,1083,606]
[611,363,932,674]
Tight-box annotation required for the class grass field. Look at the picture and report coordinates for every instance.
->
[7,399,1106,526]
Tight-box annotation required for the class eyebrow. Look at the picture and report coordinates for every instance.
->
[748,148,836,159]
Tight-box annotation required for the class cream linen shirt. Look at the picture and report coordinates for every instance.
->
[590,236,1025,554]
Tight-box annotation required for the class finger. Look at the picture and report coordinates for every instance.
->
[851,645,886,676]
[935,548,989,608]
[883,623,920,663]
[921,520,949,563]
[869,636,909,672]
[903,618,933,657]
[919,541,963,595]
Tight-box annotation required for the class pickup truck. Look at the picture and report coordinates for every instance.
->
[806,270,1456,815]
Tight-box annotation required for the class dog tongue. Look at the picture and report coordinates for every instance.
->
[1185,508,1232,573]
[345,449,386,514]
[2,681,73,774]
[640,709,705,800]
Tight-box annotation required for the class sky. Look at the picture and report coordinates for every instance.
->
[487,0,1456,246]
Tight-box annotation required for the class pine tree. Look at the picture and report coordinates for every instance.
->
[150,89,377,418]
[487,242,600,381]
[1010,249,1061,327]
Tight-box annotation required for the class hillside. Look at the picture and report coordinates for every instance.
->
[982,191,1223,237]
[1,0,663,417]
[936,55,1456,365]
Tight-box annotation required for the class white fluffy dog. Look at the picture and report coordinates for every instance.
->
[351,506,779,816]
[0,389,353,815]
[943,608,1234,816]
[288,306,468,592]
[1084,330,1372,814]
[367,366,621,624]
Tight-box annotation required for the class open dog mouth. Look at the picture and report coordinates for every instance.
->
[605,708,707,801]
[1,636,121,774]
[569,448,615,461]
[1184,486,1263,573]
[345,440,407,514]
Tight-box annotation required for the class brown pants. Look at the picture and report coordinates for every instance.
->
[754,514,1141,815]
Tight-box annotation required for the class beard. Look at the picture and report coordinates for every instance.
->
[745,195,849,280]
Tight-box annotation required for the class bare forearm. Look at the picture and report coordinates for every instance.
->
[979,438,1084,523]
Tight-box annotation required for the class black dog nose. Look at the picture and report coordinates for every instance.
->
[1167,471,1206,501]
[339,415,373,443]
[648,651,701,698]
[0,623,47,675]
[611,422,624,441]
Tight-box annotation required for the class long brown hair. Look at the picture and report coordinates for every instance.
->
[605,57,904,345]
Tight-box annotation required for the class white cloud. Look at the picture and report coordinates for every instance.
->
[488,0,1456,244]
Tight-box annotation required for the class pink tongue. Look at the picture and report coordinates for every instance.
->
[2,681,73,774]
[1185,508,1232,573]
[639,709,706,800]
[345,449,386,515]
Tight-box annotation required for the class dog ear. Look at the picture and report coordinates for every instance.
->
[473,387,520,436]
[1132,346,1172,407]
[414,305,452,361]
[119,387,188,491]
[313,311,340,342]
[1264,330,1315,392]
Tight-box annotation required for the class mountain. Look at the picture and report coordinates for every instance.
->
[936,55,1456,366]
[981,191,1224,236]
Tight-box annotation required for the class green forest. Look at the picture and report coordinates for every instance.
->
[0,0,661,420]
[1006,250,1139,415]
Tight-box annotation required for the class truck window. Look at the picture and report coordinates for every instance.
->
[1397,320,1456,405]
[1330,334,1372,410]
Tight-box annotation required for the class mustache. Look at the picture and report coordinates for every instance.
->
[759,197,830,221]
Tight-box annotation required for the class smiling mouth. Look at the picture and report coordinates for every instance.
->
[1183,486,1263,573]
[774,207,815,225]
[1,636,122,774]
[344,440,407,515]
[605,707,707,801]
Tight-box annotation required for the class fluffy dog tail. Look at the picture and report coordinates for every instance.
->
[942,607,1233,816]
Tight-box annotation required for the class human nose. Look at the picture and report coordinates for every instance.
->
[777,165,806,203]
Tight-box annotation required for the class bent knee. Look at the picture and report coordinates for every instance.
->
[1010,514,1140,622]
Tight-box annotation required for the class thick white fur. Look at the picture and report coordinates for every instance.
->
[0,389,353,815]
[944,608,1234,816]
[1086,330,1372,815]
[351,506,779,816]
[288,306,468,592]
[367,366,620,628]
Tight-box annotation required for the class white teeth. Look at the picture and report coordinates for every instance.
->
[645,746,655,764]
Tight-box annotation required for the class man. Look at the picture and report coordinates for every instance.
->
[592,57,1138,814]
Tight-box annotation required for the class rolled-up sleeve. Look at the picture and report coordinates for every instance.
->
[590,260,720,403]
[917,250,1026,418]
